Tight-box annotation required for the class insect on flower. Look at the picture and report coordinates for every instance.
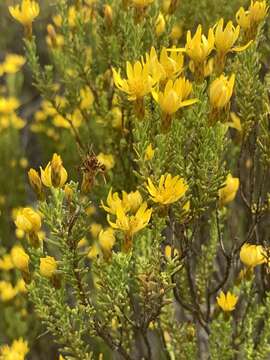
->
[78,147,106,193]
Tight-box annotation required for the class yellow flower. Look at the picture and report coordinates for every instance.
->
[131,0,154,9]
[209,74,235,109]
[112,61,156,101]
[97,153,115,171]
[147,47,184,83]
[155,13,166,37]
[99,228,116,252]
[90,223,103,238]
[189,57,214,78]
[102,189,143,214]
[15,228,25,239]
[107,202,152,237]
[0,281,18,302]
[2,54,25,74]
[68,6,77,28]
[185,25,214,64]
[15,279,27,294]
[15,207,41,233]
[146,174,188,205]
[40,153,68,188]
[111,107,122,129]
[0,255,14,271]
[236,1,268,39]
[170,25,183,42]
[214,18,250,56]
[80,86,94,110]
[77,237,88,248]
[240,243,266,268]
[122,190,143,213]
[40,256,58,278]
[11,338,29,356]
[9,0,39,36]
[218,173,239,206]
[249,0,268,23]
[0,338,29,359]
[87,243,99,259]
[144,143,155,161]
[0,97,20,114]
[10,246,29,273]
[236,7,251,30]
[152,77,198,115]
[216,291,238,312]
[228,112,242,133]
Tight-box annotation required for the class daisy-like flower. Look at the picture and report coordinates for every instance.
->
[112,61,156,101]
[146,174,188,205]
[217,291,238,312]
[9,0,40,37]
[152,77,198,115]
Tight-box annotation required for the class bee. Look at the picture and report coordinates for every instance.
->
[78,147,106,193]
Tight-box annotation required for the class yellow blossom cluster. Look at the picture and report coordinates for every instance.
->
[0,338,29,360]
[0,54,25,76]
[102,188,151,251]
[0,279,27,302]
[27,153,68,200]
[0,97,25,132]
[236,1,268,39]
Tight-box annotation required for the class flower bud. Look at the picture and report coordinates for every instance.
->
[144,144,155,161]
[155,13,166,37]
[28,168,43,198]
[218,173,239,206]
[99,228,116,252]
[40,256,57,278]
[40,153,68,188]
[104,4,113,27]
[170,25,183,42]
[51,153,63,187]
[209,74,235,109]
[11,246,29,273]
[240,243,266,268]
[64,184,73,202]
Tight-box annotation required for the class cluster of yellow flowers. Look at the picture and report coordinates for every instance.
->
[13,208,60,285]
[0,244,28,302]
[236,0,269,40]
[0,53,26,132]
[0,338,29,360]
[27,153,68,199]
[216,242,268,313]
[99,173,190,251]
[102,188,151,251]
[0,278,26,302]
[112,0,267,128]
[112,46,197,127]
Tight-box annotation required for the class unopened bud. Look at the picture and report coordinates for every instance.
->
[28,168,43,198]
[51,153,62,187]
[104,5,113,27]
